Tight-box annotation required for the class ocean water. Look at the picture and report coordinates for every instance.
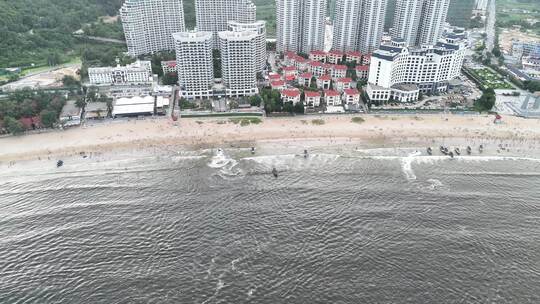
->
[1,147,539,303]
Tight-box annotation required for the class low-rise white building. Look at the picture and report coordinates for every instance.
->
[88,61,152,86]
[281,89,301,104]
[317,75,332,90]
[324,90,341,106]
[304,90,321,107]
[112,95,169,117]
[298,73,313,87]
[335,77,352,92]
[343,88,360,105]
[161,60,177,74]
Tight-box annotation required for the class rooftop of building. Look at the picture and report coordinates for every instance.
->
[271,80,285,86]
[318,74,331,81]
[304,91,321,97]
[356,65,369,71]
[282,89,300,97]
[344,88,359,95]
[60,100,81,117]
[310,50,327,56]
[337,77,352,83]
[324,90,340,97]
[346,51,362,57]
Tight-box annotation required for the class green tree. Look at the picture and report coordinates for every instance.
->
[283,101,294,113]
[62,75,80,87]
[475,88,496,112]
[293,102,305,114]
[40,110,58,128]
[162,72,178,85]
[75,97,86,109]
[4,116,24,134]
[249,95,262,107]
[524,81,540,93]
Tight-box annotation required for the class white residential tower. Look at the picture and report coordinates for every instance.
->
[276,0,327,54]
[173,31,215,99]
[195,0,256,47]
[120,0,186,56]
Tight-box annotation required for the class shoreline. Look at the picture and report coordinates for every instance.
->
[1,114,540,163]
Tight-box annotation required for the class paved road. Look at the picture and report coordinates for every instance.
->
[75,35,126,45]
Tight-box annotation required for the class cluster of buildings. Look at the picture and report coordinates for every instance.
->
[268,50,371,111]
[119,0,266,100]
[511,41,540,80]
[102,0,466,109]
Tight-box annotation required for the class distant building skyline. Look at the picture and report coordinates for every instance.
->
[391,0,450,47]
[276,0,327,54]
[195,0,256,48]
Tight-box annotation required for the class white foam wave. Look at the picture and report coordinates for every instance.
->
[401,151,422,180]
[208,149,243,177]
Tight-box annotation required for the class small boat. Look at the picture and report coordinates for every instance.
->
[466,146,472,155]
[427,147,433,155]
[272,168,278,178]
[454,148,461,155]
[479,144,484,153]
[56,160,64,168]
[303,149,308,158]
[448,151,454,158]
[251,147,256,155]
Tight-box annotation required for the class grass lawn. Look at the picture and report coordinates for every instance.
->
[20,57,81,76]
[473,68,515,90]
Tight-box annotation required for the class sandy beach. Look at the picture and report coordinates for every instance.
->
[1,114,540,162]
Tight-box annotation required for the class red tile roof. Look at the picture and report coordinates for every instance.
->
[167,61,176,67]
[285,75,296,81]
[299,72,313,78]
[310,50,327,56]
[328,50,343,56]
[337,77,352,83]
[356,65,369,71]
[324,90,340,97]
[283,66,296,71]
[323,63,333,70]
[344,88,360,95]
[318,74,331,81]
[282,89,300,97]
[333,65,347,70]
[309,61,323,67]
[271,80,285,86]
[347,51,362,57]
[285,51,296,58]
[269,74,282,80]
[304,91,321,97]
